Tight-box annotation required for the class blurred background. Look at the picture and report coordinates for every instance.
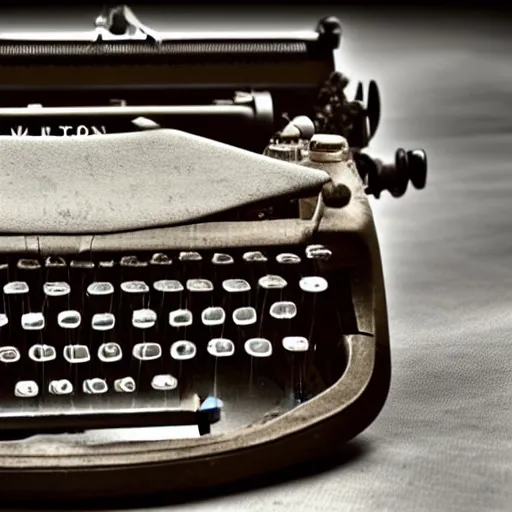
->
[1,3,511,511]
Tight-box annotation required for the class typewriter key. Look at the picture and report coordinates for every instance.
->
[48,379,73,396]
[120,281,149,294]
[305,244,332,260]
[222,279,251,293]
[276,253,301,265]
[58,310,81,329]
[233,307,257,326]
[91,313,116,331]
[28,344,57,363]
[132,342,162,361]
[98,342,123,363]
[186,279,214,292]
[258,275,287,290]
[299,276,328,293]
[212,253,234,265]
[179,251,202,262]
[169,309,193,328]
[114,377,136,393]
[4,281,29,295]
[151,374,178,391]
[170,341,196,361]
[153,279,183,293]
[282,336,309,352]
[21,312,45,330]
[0,346,20,363]
[132,309,157,329]
[150,253,172,265]
[0,314,8,328]
[244,338,273,358]
[87,282,114,296]
[15,380,39,398]
[63,345,90,363]
[43,282,71,297]
[269,302,297,320]
[207,338,235,357]
[83,378,108,395]
[243,251,268,263]
[201,307,226,326]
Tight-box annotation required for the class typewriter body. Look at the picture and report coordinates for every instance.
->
[0,6,427,503]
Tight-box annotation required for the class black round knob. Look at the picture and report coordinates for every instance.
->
[316,17,342,48]
[407,149,427,189]
[356,148,427,198]
[389,148,409,198]
[322,182,352,208]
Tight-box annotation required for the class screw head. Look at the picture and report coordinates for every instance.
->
[322,182,352,208]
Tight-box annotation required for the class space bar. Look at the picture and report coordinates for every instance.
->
[0,407,221,435]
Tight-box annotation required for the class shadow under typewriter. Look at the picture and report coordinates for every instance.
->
[0,245,352,443]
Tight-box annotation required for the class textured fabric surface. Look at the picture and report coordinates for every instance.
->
[0,129,328,234]
[2,8,511,512]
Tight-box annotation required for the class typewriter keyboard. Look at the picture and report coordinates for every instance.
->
[0,245,356,435]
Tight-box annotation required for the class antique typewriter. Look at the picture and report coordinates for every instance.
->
[0,5,427,503]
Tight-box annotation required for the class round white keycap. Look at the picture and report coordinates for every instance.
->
[43,282,70,297]
[169,309,193,327]
[223,279,251,293]
[207,338,235,357]
[276,253,301,264]
[243,251,268,262]
[270,301,297,320]
[258,275,287,289]
[202,307,226,326]
[132,309,157,329]
[58,310,81,329]
[0,314,8,328]
[282,336,309,352]
[121,280,149,294]
[114,377,136,393]
[299,276,328,293]
[151,374,178,391]
[233,307,257,326]
[187,279,214,292]
[63,345,91,363]
[154,280,183,293]
[305,244,332,260]
[92,313,116,331]
[150,253,172,265]
[98,343,123,362]
[179,251,202,261]
[244,338,273,358]
[87,282,114,296]
[49,379,73,395]
[28,344,56,363]
[21,312,45,330]
[0,346,20,363]
[133,343,162,361]
[170,341,197,360]
[212,253,234,265]
[4,281,29,294]
[15,380,39,398]
[83,378,108,394]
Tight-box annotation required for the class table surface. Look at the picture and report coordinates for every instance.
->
[4,7,512,512]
